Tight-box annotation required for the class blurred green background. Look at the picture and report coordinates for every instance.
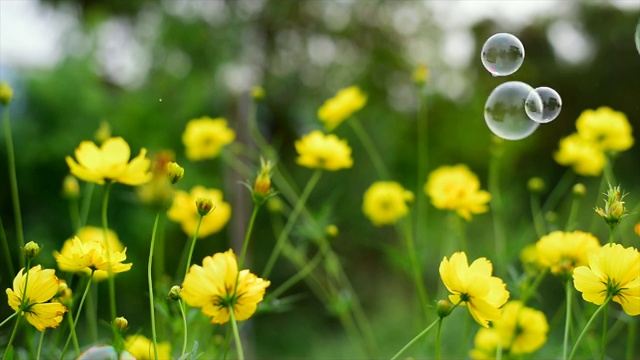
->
[1,0,639,358]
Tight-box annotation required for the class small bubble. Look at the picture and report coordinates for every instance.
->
[481,33,525,76]
[484,81,541,140]
[635,21,640,55]
[159,98,163,102]
[525,87,562,123]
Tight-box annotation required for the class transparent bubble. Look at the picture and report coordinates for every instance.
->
[635,21,640,55]
[484,81,542,140]
[525,87,562,123]
[481,33,525,76]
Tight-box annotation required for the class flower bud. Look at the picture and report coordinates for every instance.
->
[325,224,339,238]
[195,197,215,216]
[595,184,628,230]
[94,121,111,145]
[63,175,80,199]
[412,64,429,85]
[166,161,184,184]
[55,280,73,307]
[436,299,453,318]
[23,241,41,259]
[0,82,14,106]
[113,317,128,333]
[266,198,283,213]
[168,285,182,301]
[252,158,275,205]
[251,86,265,100]
[572,183,586,198]
[635,223,640,237]
[527,177,545,194]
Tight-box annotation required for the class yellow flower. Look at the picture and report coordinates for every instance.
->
[124,335,172,360]
[317,86,367,131]
[362,181,414,226]
[54,236,132,275]
[167,186,231,238]
[295,130,353,171]
[6,265,67,331]
[439,252,510,328]
[575,107,634,152]
[425,164,491,221]
[412,64,430,85]
[0,81,13,105]
[573,243,640,316]
[182,116,235,161]
[635,223,640,237]
[470,327,501,360]
[181,249,270,324]
[493,301,548,355]
[554,133,606,176]
[59,227,126,281]
[536,231,600,278]
[66,137,152,185]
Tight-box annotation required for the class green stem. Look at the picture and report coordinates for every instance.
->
[3,107,25,269]
[435,318,443,360]
[148,212,161,360]
[221,150,253,179]
[520,268,549,306]
[401,216,430,322]
[626,318,636,360]
[608,227,614,246]
[262,169,322,278]
[348,118,390,180]
[36,328,45,360]
[603,157,616,185]
[488,140,505,269]
[0,312,18,328]
[61,271,94,359]
[183,215,204,281]
[600,304,609,360]
[267,240,328,300]
[229,310,244,360]
[222,321,232,360]
[3,315,20,360]
[178,299,188,358]
[238,205,260,269]
[541,169,575,213]
[101,182,117,325]
[0,216,15,280]
[391,318,440,360]
[85,284,98,343]
[68,308,80,354]
[569,297,611,360]
[565,195,581,231]
[415,84,428,265]
[530,193,546,238]
[79,182,94,228]
[563,280,572,360]
[68,197,81,233]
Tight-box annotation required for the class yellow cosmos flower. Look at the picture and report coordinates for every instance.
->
[6,265,67,331]
[295,130,353,171]
[573,243,640,316]
[317,86,367,131]
[536,231,600,278]
[362,181,414,226]
[554,133,606,176]
[54,236,132,275]
[425,164,491,221]
[167,186,231,238]
[470,327,501,360]
[575,107,634,152]
[182,116,235,161]
[181,249,270,324]
[66,137,152,185]
[124,335,172,360]
[439,252,510,328]
[492,301,548,355]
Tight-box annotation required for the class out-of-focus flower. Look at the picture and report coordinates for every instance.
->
[181,249,270,324]
[66,137,152,186]
[167,186,231,238]
[53,280,73,307]
[535,231,600,278]
[425,165,491,221]
[573,243,640,316]
[6,265,67,331]
[527,177,545,194]
[63,175,80,199]
[635,223,640,236]
[554,133,607,176]
[439,252,509,328]
[54,236,132,276]
[124,335,172,360]
[575,107,634,152]
[251,86,265,100]
[317,86,367,132]
[412,64,429,85]
[94,121,111,145]
[492,301,548,355]
[469,327,501,360]
[520,244,542,275]
[182,116,235,161]
[0,81,14,105]
[295,131,353,171]
[165,161,184,184]
[362,181,414,226]
[595,184,628,230]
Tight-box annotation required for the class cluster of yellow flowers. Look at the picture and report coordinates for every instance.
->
[554,107,634,176]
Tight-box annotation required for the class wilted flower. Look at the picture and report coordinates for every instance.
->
[66,137,152,186]
[295,131,353,171]
[181,249,270,324]
[362,181,414,226]
[167,186,231,238]
[535,231,600,279]
[182,116,235,161]
[6,265,67,331]
[439,252,509,327]
[317,86,367,131]
[425,164,491,221]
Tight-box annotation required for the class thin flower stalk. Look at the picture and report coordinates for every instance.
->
[148,212,161,360]
[530,192,546,238]
[36,329,45,360]
[100,182,118,337]
[238,204,260,269]
[563,280,572,360]
[399,216,430,322]
[3,315,21,360]
[0,216,15,279]
[61,271,95,359]
[79,182,94,228]
[391,318,440,360]
[568,296,611,360]
[488,138,505,270]
[229,310,244,360]
[565,193,582,232]
[415,78,429,257]
[183,214,204,281]
[3,107,25,268]
[347,118,389,179]
[178,299,188,358]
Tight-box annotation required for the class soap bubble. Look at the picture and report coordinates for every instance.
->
[635,21,640,55]
[481,33,525,76]
[525,87,562,123]
[484,81,542,140]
